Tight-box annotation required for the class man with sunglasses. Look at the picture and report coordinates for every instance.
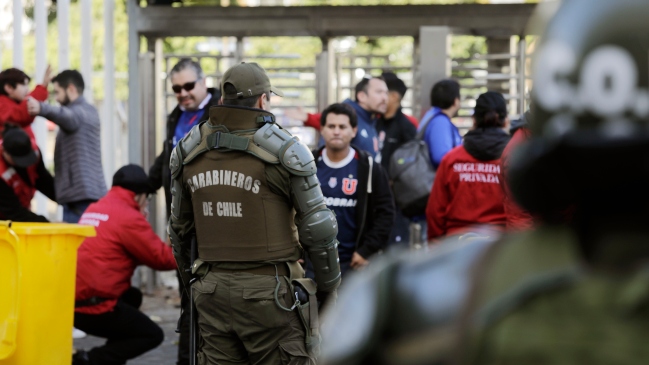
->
[149,58,221,216]
[147,58,220,365]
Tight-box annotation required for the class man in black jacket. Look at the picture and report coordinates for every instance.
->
[147,58,220,365]
[376,73,417,245]
[0,127,56,222]
[375,72,416,171]
[148,58,221,216]
[312,103,394,277]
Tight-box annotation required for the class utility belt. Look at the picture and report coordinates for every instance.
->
[192,260,321,356]
[194,261,290,277]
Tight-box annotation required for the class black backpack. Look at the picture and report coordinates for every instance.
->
[388,113,439,218]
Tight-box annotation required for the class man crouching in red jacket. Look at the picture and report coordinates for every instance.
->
[73,164,177,365]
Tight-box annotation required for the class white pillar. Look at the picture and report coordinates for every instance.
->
[34,0,49,217]
[518,37,527,115]
[81,0,93,101]
[103,0,115,185]
[12,0,23,67]
[127,0,141,165]
[31,0,48,145]
[418,26,451,115]
[58,0,70,69]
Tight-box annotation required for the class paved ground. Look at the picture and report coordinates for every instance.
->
[73,287,183,365]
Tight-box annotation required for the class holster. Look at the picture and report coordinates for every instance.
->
[287,261,321,357]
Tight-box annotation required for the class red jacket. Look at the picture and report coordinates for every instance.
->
[426,145,507,240]
[500,127,534,231]
[0,145,39,209]
[0,85,48,139]
[75,187,177,314]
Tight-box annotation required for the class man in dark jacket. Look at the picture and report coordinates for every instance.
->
[0,127,56,222]
[148,58,221,216]
[146,58,220,365]
[376,73,417,245]
[287,77,389,157]
[375,72,416,170]
[312,103,394,277]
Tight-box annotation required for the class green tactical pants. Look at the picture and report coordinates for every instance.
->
[192,271,314,365]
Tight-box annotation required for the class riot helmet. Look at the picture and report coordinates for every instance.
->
[509,0,649,220]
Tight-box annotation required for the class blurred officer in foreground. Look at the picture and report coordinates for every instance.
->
[73,165,177,365]
[168,62,341,364]
[321,1,649,364]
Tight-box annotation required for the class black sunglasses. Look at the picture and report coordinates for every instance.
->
[172,79,200,94]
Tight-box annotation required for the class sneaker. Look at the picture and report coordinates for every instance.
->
[73,327,87,339]
[72,350,90,365]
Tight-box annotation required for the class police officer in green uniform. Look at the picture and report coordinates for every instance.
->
[168,62,341,365]
[320,1,649,364]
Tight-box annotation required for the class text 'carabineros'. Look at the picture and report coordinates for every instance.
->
[187,169,261,194]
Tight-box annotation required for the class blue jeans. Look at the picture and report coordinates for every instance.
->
[63,200,94,223]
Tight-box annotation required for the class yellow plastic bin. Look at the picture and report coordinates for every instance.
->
[0,222,95,365]
[0,222,21,360]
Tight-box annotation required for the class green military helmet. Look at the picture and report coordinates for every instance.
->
[509,0,649,218]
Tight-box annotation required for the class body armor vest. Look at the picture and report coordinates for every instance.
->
[183,108,300,262]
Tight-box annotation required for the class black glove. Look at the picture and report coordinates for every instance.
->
[316,290,337,311]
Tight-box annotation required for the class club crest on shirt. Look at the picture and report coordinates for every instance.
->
[361,129,369,138]
[328,177,337,188]
[342,178,358,195]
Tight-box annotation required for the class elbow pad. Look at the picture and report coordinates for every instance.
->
[292,174,341,293]
[256,122,341,292]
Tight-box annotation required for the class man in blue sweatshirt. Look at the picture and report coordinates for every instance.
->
[419,79,463,168]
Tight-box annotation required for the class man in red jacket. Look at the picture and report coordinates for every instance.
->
[0,67,51,138]
[73,164,177,365]
[0,127,56,222]
[426,92,511,241]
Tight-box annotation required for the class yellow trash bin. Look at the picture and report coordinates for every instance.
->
[0,222,95,365]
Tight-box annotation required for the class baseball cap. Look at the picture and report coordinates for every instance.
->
[112,164,151,195]
[221,62,284,100]
[475,91,507,119]
[2,128,37,168]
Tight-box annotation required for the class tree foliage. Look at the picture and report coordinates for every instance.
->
[1,0,531,102]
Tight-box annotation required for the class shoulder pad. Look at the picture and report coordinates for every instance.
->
[280,137,316,176]
[178,123,203,158]
[170,146,182,179]
[252,123,292,156]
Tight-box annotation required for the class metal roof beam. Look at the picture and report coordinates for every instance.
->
[136,3,536,38]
